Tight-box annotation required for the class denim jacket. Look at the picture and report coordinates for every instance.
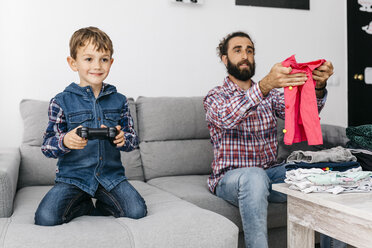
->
[42,83,138,196]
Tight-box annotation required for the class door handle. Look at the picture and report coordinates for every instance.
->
[354,74,364,81]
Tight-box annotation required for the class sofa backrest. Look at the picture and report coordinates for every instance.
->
[19,97,349,188]
[18,98,144,189]
[136,96,213,181]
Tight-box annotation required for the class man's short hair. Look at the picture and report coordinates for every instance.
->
[69,26,113,59]
[217,31,253,59]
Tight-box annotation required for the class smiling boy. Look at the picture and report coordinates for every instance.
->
[35,27,147,226]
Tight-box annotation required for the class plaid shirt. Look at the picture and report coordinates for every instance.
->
[203,77,326,193]
[41,98,70,158]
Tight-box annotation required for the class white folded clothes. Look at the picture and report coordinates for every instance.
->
[284,167,372,194]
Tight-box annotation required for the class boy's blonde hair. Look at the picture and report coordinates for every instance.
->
[69,26,113,59]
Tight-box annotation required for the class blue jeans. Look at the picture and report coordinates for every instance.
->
[35,180,147,226]
[216,165,287,248]
[320,234,347,248]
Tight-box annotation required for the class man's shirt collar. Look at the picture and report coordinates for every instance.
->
[223,76,257,94]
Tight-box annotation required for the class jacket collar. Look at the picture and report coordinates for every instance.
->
[63,82,117,98]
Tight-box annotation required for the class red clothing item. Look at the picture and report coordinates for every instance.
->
[282,55,325,145]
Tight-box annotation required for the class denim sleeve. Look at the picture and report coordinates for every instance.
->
[117,99,139,152]
[41,98,71,158]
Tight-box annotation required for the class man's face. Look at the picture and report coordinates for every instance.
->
[223,36,255,81]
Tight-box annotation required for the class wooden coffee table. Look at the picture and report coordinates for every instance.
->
[273,183,372,248]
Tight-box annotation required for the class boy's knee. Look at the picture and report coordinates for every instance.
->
[127,209,147,219]
[34,209,62,226]
[124,201,147,219]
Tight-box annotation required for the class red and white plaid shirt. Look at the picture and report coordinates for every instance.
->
[203,77,325,193]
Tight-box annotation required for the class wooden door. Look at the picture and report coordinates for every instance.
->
[347,0,372,126]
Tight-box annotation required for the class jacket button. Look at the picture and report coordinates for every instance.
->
[99,157,103,160]
[96,173,100,176]
[286,105,290,109]
[289,86,293,90]
[98,117,101,121]
[283,129,287,133]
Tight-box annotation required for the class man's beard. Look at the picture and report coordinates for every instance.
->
[226,58,256,81]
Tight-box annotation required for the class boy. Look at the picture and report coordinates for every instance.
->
[35,27,147,226]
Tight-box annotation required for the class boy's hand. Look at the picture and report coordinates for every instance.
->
[63,126,88,149]
[100,124,125,147]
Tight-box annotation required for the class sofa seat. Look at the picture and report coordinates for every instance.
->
[1,181,238,248]
[147,175,288,247]
[147,175,287,230]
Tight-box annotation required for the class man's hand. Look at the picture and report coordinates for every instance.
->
[312,61,334,88]
[63,126,88,149]
[259,63,307,96]
[100,124,125,147]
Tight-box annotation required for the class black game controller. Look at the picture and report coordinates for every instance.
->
[76,127,118,146]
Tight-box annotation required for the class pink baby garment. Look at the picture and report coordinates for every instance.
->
[282,55,325,145]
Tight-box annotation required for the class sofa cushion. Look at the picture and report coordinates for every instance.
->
[147,175,287,230]
[121,149,144,182]
[19,99,50,147]
[140,140,213,180]
[19,144,56,188]
[136,96,210,142]
[136,96,213,180]
[6,181,238,248]
[18,99,144,188]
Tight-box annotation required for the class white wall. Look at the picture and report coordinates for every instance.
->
[0,0,347,148]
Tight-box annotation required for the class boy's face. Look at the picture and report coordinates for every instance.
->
[67,42,113,88]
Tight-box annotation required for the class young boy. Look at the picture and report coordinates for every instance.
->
[35,27,147,226]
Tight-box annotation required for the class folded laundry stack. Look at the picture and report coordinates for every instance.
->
[285,167,372,194]
[284,146,372,194]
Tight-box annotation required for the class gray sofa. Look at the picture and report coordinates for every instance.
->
[0,96,348,248]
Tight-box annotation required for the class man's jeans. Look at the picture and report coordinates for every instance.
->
[320,234,347,248]
[216,165,287,248]
[35,180,147,226]
[215,165,347,248]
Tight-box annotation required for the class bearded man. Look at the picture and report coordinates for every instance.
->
[203,31,335,248]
